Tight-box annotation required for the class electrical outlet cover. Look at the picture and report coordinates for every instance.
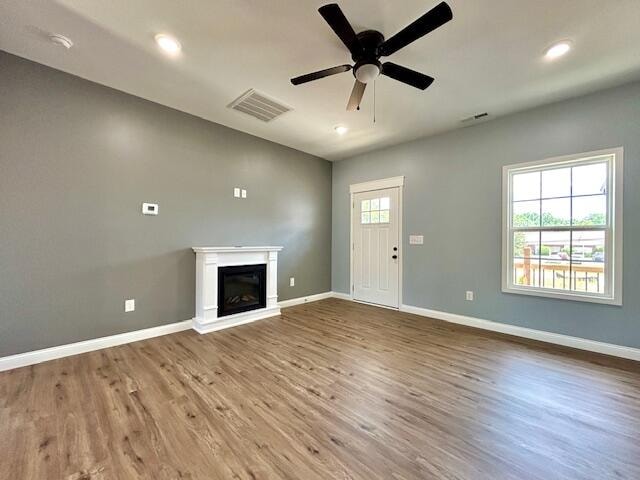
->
[125,299,135,312]
[409,235,424,245]
[142,203,158,215]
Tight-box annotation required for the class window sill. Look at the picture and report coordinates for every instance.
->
[502,285,622,306]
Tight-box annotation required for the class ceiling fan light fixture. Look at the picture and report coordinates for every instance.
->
[355,63,380,84]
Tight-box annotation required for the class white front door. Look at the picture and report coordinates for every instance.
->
[352,187,400,308]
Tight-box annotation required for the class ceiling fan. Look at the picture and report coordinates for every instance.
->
[291,2,453,111]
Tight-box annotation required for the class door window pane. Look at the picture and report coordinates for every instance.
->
[361,212,370,224]
[361,199,370,212]
[370,211,380,224]
[379,210,389,223]
[380,197,390,210]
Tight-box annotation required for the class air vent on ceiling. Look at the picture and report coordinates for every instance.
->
[461,112,489,123]
[228,89,292,122]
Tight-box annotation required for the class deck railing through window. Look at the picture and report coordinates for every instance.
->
[513,255,605,293]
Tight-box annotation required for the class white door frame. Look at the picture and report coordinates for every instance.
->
[349,176,404,309]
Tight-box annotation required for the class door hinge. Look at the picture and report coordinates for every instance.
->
[352,284,354,292]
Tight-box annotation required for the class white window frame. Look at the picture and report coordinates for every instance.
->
[501,147,623,305]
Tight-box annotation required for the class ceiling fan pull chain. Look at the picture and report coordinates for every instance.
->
[373,80,376,124]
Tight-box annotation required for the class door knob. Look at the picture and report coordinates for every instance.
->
[392,255,398,259]
[393,247,398,251]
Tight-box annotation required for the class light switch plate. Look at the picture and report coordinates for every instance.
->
[233,187,240,198]
[409,235,424,245]
[125,299,135,312]
[142,203,158,215]
[241,189,247,198]
[289,277,295,287]
[466,291,474,301]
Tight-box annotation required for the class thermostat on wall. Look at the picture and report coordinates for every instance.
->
[142,203,158,215]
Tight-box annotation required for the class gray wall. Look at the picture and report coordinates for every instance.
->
[0,51,332,357]
[333,81,640,349]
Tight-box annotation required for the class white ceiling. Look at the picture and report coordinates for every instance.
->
[2,0,640,161]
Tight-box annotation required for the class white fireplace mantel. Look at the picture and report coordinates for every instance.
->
[192,246,283,334]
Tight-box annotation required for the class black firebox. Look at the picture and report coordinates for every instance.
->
[217,264,266,317]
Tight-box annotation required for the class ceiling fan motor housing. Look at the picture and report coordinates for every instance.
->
[352,30,385,83]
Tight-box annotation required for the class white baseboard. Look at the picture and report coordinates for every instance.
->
[0,320,193,373]
[399,304,640,362]
[279,291,334,308]
[327,293,639,360]
[4,292,636,373]
[0,289,336,373]
[330,291,352,301]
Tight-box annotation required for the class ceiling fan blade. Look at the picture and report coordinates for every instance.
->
[346,80,366,111]
[291,65,352,85]
[318,4,363,56]
[378,1,452,57]
[381,62,434,90]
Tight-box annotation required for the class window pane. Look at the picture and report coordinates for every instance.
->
[571,230,606,294]
[361,212,370,224]
[542,167,571,198]
[572,162,607,196]
[370,198,380,210]
[513,200,540,227]
[542,198,571,227]
[370,210,380,223]
[513,231,540,287]
[513,171,540,201]
[572,195,606,226]
[361,200,370,212]
[379,210,389,223]
[540,231,571,291]
[380,197,390,210]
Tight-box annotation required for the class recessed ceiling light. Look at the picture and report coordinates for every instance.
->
[155,34,181,55]
[49,34,73,49]
[545,41,572,59]
[334,125,348,135]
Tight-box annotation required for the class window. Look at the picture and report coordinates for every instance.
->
[361,197,390,224]
[502,148,623,305]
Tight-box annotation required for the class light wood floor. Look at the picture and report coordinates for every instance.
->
[1,298,639,479]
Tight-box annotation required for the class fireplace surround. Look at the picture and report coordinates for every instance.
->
[192,246,282,334]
